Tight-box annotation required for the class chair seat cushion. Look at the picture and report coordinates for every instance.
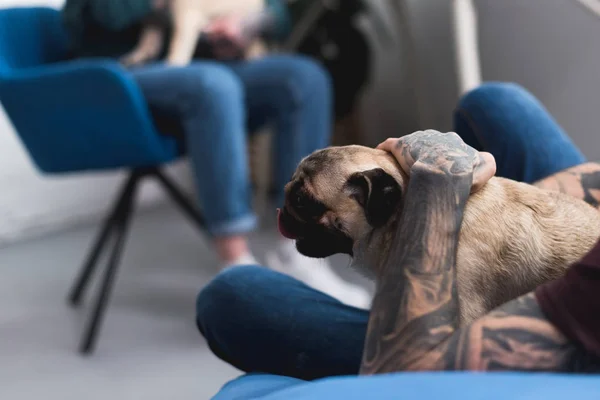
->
[213,372,600,400]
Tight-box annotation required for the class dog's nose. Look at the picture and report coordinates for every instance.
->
[277,209,298,239]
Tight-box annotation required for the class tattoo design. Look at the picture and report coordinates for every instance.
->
[361,132,600,375]
[534,163,600,208]
[394,130,484,179]
[581,170,600,207]
[445,293,600,372]
[361,131,474,374]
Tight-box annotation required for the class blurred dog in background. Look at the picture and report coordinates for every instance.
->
[121,0,266,67]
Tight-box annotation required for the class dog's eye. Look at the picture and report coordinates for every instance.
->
[334,218,344,232]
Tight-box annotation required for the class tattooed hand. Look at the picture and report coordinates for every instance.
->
[377,130,496,193]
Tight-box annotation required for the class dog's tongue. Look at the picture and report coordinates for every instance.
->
[277,209,298,240]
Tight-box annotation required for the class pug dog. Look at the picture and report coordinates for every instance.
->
[120,0,266,67]
[278,144,600,324]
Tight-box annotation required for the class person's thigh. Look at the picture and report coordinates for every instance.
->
[226,55,333,206]
[131,62,257,235]
[196,265,368,381]
[454,82,587,183]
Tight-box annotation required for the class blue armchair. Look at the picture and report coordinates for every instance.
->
[0,7,205,355]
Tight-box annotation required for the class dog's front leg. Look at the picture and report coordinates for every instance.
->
[120,25,165,68]
[166,3,207,66]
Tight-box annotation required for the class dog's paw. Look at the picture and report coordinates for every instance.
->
[119,52,153,68]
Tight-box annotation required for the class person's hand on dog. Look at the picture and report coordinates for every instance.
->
[205,14,250,60]
[377,130,496,193]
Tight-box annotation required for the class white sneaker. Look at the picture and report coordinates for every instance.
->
[265,239,372,309]
[221,252,259,270]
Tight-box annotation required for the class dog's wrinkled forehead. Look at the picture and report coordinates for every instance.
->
[292,146,393,203]
[298,148,347,178]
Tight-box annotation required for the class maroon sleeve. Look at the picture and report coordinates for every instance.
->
[535,239,600,357]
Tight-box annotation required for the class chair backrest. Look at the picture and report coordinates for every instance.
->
[0,7,69,76]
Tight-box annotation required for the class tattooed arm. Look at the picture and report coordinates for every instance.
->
[442,292,600,372]
[362,130,492,373]
[365,131,600,375]
[360,164,470,373]
[534,162,600,208]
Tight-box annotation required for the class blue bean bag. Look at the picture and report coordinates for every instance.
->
[213,372,600,400]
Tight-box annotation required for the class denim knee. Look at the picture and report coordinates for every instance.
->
[456,82,525,146]
[196,265,260,338]
[196,265,267,369]
[268,55,332,107]
[459,82,532,112]
[196,264,370,379]
[289,55,332,98]
[455,82,586,182]
[175,63,244,115]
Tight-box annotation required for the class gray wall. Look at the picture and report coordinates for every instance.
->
[400,0,600,159]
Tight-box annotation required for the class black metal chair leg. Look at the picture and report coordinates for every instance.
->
[79,177,138,355]
[152,169,206,230]
[68,167,207,355]
[67,173,140,307]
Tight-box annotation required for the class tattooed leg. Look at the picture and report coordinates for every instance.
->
[534,162,600,208]
[445,293,600,372]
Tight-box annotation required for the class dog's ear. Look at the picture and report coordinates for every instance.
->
[345,168,402,228]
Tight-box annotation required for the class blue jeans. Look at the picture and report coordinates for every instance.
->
[196,83,587,381]
[132,55,332,236]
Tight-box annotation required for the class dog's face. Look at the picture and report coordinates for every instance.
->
[278,145,406,258]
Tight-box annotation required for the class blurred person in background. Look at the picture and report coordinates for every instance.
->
[61,0,371,309]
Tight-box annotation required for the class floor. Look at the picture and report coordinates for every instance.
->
[0,203,371,400]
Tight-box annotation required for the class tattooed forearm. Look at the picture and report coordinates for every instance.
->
[444,293,600,372]
[360,168,472,374]
[534,162,600,208]
[362,130,491,375]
